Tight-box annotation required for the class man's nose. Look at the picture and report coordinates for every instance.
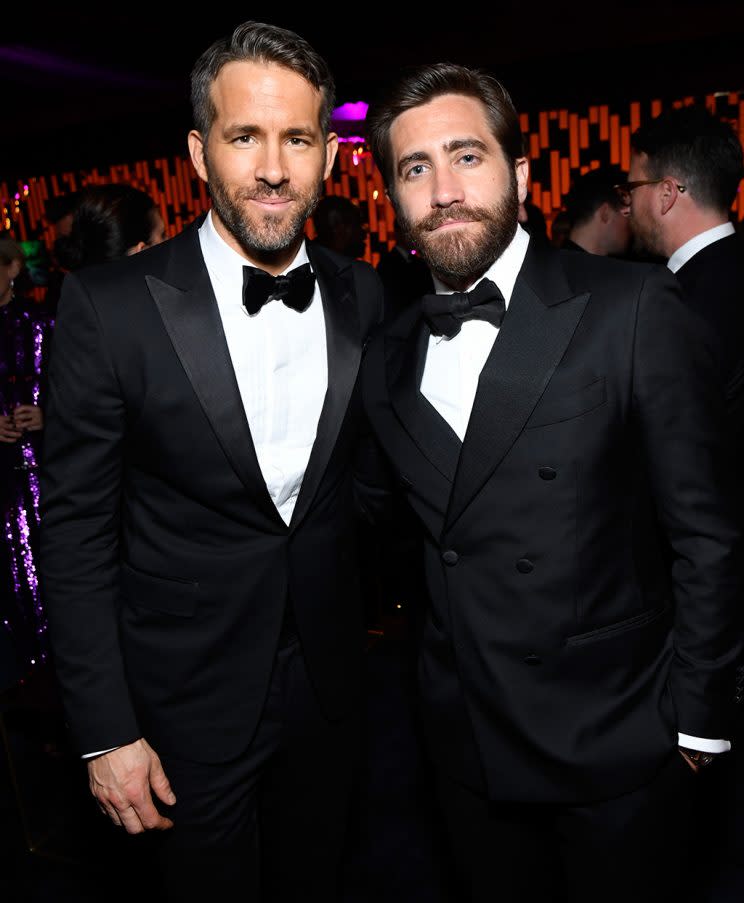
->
[430,167,465,207]
[254,141,289,187]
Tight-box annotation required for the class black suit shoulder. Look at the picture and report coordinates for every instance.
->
[557,245,661,292]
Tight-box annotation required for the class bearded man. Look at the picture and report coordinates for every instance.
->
[362,63,741,903]
[39,21,384,903]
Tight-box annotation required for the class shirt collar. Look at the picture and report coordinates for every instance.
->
[198,209,311,297]
[667,222,735,273]
[431,223,530,307]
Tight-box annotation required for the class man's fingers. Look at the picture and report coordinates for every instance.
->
[149,757,177,807]
[118,805,146,835]
[101,802,123,827]
[132,795,174,831]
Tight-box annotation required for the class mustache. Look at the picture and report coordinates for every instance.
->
[236,185,302,202]
[418,204,490,232]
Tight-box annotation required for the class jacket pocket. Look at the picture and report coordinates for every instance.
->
[120,561,199,618]
[565,604,668,647]
[527,376,606,428]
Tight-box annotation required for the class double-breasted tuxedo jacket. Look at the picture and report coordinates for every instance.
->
[363,239,740,804]
[39,220,384,762]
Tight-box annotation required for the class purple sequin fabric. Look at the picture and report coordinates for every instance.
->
[0,296,54,680]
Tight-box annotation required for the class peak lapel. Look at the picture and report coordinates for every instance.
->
[446,243,590,530]
[146,230,283,527]
[289,244,361,530]
[385,312,462,483]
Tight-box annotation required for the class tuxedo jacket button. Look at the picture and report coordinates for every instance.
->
[442,549,459,566]
[538,466,557,480]
[516,558,534,573]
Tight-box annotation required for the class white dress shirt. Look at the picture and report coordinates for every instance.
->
[419,223,728,756]
[199,210,327,526]
[667,221,735,273]
[421,224,529,439]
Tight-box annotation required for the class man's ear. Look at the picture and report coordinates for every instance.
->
[8,258,22,281]
[659,177,682,217]
[324,132,339,181]
[515,157,529,204]
[188,130,208,183]
[598,201,612,224]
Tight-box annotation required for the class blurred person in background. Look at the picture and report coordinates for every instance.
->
[312,194,367,258]
[562,166,631,257]
[0,238,54,685]
[55,183,166,271]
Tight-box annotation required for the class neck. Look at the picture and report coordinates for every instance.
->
[433,266,490,293]
[568,223,603,255]
[665,210,729,259]
[211,212,303,276]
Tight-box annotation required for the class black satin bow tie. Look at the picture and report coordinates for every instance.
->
[242,263,316,316]
[421,278,506,339]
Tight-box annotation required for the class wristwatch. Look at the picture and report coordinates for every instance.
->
[679,747,716,768]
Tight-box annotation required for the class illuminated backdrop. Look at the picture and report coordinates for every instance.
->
[4,90,743,277]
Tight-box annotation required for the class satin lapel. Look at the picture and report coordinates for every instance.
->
[146,256,283,527]
[446,245,590,529]
[289,244,361,530]
[385,311,461,483]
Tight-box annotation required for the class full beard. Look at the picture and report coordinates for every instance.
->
[396,171,520,287]
[205,156,323,260]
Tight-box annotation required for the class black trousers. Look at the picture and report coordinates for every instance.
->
[155,638,360,902]
[436,749,695,903]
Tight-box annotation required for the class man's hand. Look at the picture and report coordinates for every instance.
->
[87,738,176,833]
[0,414,22,443]
[678,747,716,774]
[13,404,43,432]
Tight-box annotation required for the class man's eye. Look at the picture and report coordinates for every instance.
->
[459,153,478,165]
[234,135,255,145]
[406,164,427,179]
[288,137,309,146]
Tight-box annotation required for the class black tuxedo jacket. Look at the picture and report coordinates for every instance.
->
[674,232,744,458]
[363,239,740,804]
[40,221,384,762]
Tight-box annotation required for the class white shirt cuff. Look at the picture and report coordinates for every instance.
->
[677,733,731,753]
[82,746,120,759]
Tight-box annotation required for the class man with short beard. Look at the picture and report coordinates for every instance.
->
[40,21,384,903]
[363,63,740,903]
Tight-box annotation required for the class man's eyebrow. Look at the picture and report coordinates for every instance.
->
[445,137,489,154]
[397,151,429,175]
[397,138,490,175]
[222,123,260,139]
[221,123,319,140]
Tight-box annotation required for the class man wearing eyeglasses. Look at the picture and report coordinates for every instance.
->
[626,106,744,547]
[625,104,744,892]
[625,107,744,455]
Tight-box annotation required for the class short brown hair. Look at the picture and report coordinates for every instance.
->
[191,21,336,141]
[366,62,524,187]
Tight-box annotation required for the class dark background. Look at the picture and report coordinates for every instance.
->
[5,2,744,178]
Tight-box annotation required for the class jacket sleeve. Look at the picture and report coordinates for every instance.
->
[39,272,141,754]
[352,262,396,525]
[632,264,741,739]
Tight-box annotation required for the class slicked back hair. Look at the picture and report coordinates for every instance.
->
[366,63,524,190]
[190,20,336,141]
[631,106,744,212]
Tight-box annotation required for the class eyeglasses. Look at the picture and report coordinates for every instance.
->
[613,179,687,206]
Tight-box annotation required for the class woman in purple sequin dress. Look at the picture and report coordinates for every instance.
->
[0,238,54,683]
